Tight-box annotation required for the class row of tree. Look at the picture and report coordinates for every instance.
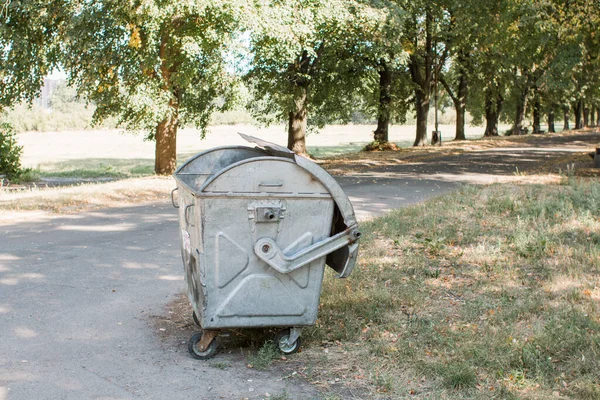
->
[2,0,600,174]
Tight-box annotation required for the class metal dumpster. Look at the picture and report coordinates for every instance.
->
[172,134,360,359]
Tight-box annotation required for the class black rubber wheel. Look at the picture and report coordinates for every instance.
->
[188,331,219,360]
[191,311,201,327]
[274,329,301,355]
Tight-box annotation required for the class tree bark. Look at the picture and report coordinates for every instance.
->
[155,107,178,175]
[287,87,308,154]
[408,9,434,147]
[597,105,600,126]
[583,105,590,127]
[373,61,391,143]
[484,89,502,137]
[454,71,468,140]
[512,87,528,135]
[563,106,570,131]
[532,95,542,133]
[414,89,430,146]
[548,109,555,133]
[574,99,583,129]
[440,68,467,141]
[589,106,596,127]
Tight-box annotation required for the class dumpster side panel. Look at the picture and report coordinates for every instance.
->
[198,196,334,329]
[175,187,207,320]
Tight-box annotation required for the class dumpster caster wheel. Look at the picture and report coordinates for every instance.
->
[275,329,301,355]
[191,311,201,327]
[188,331,219,360]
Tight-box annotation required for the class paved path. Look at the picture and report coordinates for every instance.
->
[1,132,598,399]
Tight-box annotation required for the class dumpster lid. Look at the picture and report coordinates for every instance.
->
[238,132,295,159]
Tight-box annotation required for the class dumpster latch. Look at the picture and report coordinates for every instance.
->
[248,202,286,223]
[256,206,282,222]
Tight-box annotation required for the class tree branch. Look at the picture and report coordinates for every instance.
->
[439,74,458,104]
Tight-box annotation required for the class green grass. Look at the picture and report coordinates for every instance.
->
[307,143,368,158]
[246,340,281,370]
[305,179,600,398]
[30,158,155,180]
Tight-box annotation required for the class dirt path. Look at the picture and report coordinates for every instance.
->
[1,130,598,400]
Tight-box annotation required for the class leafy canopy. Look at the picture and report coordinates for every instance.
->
[62,0,245,137]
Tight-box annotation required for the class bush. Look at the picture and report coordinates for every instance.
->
[0,122,26,181]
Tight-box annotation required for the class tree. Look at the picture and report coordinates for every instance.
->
[62,0,242,175]
[244,0,385,154]
[437,0,484,141]
[440,52,469,141]
[465,0,516,137]
[0,0,69,110]
[356,1,410,145]
[401,0,450,146]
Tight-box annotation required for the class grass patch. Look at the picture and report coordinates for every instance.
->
[303,179,600,398]
[33,158,156,180]
[247,341,281,370]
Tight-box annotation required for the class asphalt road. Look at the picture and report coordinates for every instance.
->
[1,133,597,399]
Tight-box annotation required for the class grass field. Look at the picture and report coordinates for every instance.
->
[294,178,600,399]
[15,123,508,179]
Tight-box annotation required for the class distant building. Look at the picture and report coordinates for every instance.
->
[35,78,63,109]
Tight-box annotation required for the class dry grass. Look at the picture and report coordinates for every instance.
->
[295,179,600,399]
[0,176,174,214]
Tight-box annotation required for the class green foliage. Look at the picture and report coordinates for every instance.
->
[0,122,25,180]
[0,0,69,110]
[2,0,600,150]
[62,0,243,137]
[246,341,280,370]
[244,0,388,130]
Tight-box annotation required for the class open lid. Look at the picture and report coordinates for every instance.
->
[238,132,295,159]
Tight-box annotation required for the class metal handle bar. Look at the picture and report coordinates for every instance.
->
[254,226,361,274]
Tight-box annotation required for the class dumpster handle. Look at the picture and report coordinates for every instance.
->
[254,227,360,274]
[258,181,283,187]
[171,188,179,208]
[184,205,195,227]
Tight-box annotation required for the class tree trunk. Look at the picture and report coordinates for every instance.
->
[155,108,179,175]
[373,61,391,143]
[287,87,308,154]
[548,110,555,133]
[563,106,570,130]
[575,99,583,129]
[453,70,468,140]
[532,96,542,133]
[590,106,596,127]
[597,105,600,126]
[583,106,590,127]
[414,89,430,146]
[512,88,528,135]
[409,9,433,147]
[484,90,502,137]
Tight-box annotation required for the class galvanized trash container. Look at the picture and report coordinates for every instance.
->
[171,134,360,359]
